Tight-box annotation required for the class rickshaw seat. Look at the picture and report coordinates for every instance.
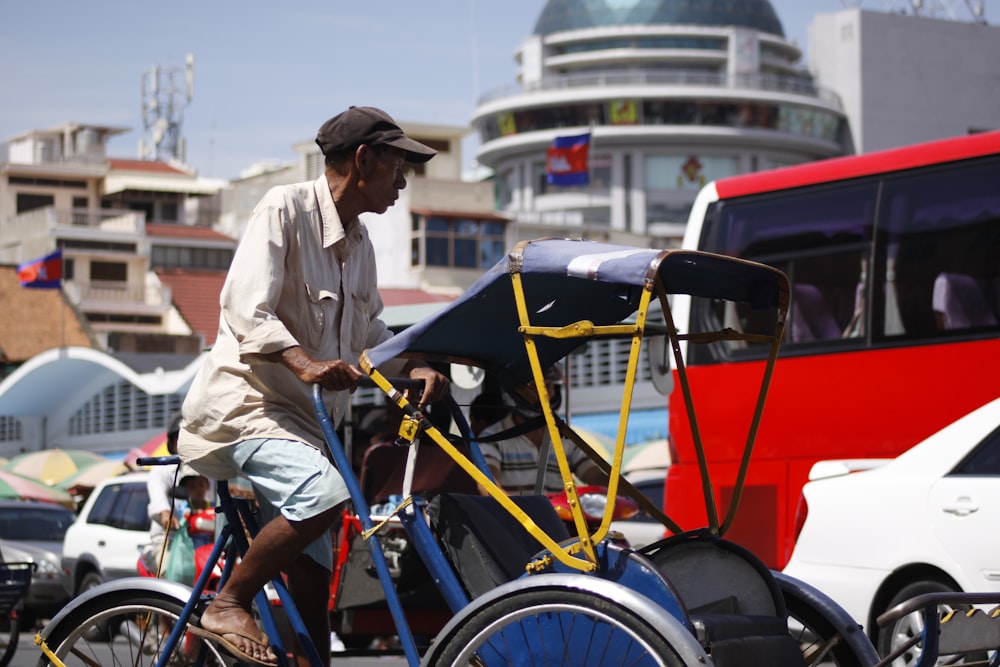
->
[427,493,570,598]
[360,438,479,505]
[642,532,807,667]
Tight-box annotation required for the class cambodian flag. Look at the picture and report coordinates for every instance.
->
[546,133,590,186]
[17,249,63,289]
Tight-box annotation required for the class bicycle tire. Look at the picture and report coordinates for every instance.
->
[424,585,687,667]
[776,572,880,667]
[35,587,227,667]
[0,612,19,667]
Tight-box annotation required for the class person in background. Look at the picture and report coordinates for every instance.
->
[177,106,449,667]
[177,466,215,549]
[469,391,508,438]
[479,366,605,495]
[142,413,182,575]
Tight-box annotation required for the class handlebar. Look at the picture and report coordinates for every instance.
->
[355,376,426,391]
[136,455,181,467]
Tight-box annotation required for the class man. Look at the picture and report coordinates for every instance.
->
[178,106,448,666]
[479,366,605,495]
[142,413,182,577]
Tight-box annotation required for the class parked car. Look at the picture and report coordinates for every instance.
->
[0,500,76,626]
[61,471,151,597]
[610,438,671,548]
[783,395,1000,664]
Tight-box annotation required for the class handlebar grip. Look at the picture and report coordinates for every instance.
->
[136,455,181,467]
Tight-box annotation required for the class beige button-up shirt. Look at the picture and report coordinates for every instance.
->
[178,173,400,479]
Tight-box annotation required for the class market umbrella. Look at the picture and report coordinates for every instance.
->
[0,469,76,509]
[2,448,106,486]
[124,431,170,468]
[57,459,131,493]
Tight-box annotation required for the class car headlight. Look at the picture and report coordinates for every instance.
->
[33,558,61,577]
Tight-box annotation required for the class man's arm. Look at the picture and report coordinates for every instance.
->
[264,345,362,391]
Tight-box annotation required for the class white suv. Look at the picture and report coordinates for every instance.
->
[61,471,151,597]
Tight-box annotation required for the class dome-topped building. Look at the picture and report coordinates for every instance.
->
[471,0,847,247]
[533,0,785,38]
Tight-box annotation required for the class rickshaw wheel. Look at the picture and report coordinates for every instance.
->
[776,573,881,667]
[424,586,687,667]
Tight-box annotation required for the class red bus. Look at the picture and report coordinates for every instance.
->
[666,130,1000,569]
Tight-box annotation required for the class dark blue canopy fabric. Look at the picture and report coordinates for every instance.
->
[367,239,785,387]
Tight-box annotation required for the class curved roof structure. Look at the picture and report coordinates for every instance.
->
[533,0,785,38]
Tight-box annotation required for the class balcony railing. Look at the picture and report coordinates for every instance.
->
[478,69,842,109]
[65,280,170,308]
[1,206,144,239]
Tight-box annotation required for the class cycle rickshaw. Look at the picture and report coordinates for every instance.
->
[33,239,999,666]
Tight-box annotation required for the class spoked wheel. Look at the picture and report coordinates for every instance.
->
[0,612,19,667]
[876,581,990,667]
[35,589,227,667]
[775,572,880,667]
[424,580,692,667]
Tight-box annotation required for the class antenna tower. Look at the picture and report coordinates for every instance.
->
[139,54,195,163]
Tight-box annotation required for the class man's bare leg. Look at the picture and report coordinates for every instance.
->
[286,553,332,667]
[199,504,341,664]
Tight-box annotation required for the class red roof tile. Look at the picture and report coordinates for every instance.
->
[146,223,236,242]
[379,289,456,307]
[0,267,94,363]
[157,272,456,350]
[108,158,191,175]
[156,269,227,348]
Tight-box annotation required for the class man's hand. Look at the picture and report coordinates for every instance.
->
[406,363,449,411]
[269,346,363,391]
[159,509,180,531]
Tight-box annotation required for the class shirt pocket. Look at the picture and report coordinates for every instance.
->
[348,289,372,355]
[303,282,337,351]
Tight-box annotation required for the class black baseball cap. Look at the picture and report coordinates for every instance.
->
[315,106,437,163]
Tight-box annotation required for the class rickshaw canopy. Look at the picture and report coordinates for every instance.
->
[367,238,786,387]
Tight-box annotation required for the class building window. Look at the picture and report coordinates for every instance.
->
[151,245,232,270]
[568,339,653,388]
[0,416,23,443]
[68,381,183,436]
[412,215,506,269]
[90,261,127,282]
[160,202,179,222]
[15,193,54,214]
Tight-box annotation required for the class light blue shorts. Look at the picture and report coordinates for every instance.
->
[231,438,350,570]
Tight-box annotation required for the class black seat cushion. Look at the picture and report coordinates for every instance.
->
[427,493,570,598]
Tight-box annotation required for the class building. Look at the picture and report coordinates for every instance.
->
[0,124,232,355]
[472,0,847,250]
[807,8,1000,152]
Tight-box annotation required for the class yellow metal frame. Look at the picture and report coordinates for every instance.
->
[360,249,788,571]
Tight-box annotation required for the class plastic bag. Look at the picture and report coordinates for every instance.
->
[163,519,195,585]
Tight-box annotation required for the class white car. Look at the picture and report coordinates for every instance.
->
[783,396,1000,664]
[61,471,152,597]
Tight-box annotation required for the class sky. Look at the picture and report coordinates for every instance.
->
[1,1,993,180]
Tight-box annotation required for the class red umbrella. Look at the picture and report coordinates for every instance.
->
[124,432,170,468]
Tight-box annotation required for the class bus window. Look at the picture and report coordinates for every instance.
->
[692,182,876,362]
[878,158,1000,340]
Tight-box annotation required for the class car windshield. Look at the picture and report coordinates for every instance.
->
[0,506,76,541]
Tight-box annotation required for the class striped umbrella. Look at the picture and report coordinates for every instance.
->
[124,431,170,468]
[0,469,76,508]
[2,448,106,486]
[57,459,131,492]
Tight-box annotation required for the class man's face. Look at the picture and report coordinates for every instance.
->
[359,145,407,214]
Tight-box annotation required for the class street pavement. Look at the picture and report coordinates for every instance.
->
[10,632,409,666]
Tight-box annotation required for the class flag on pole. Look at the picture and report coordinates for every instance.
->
[17,249,63,289]
[546,133,590,186]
